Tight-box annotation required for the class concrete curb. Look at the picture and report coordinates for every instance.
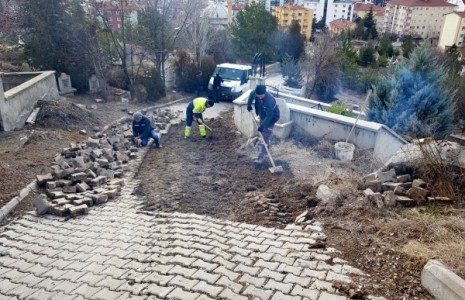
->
[421,259,465,300]
[0,97,190,223]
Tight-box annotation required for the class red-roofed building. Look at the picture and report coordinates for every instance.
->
[383,0,457,39]
[329,18,357,35]
[353,4,385,32]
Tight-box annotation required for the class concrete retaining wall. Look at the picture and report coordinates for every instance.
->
[421,260,465,300]
[233,90,407,163]
[0,71,60,131]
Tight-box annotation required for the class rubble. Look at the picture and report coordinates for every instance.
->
[32,108,181,218]
[361,168,451,208]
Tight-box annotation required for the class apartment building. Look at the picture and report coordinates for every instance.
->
[326,0,355,25]
[383,0,457,39]
[438,11,465,49]
[272,4,314,39]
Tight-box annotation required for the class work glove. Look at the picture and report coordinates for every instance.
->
[258,125,264,132]
[247,106,252,112]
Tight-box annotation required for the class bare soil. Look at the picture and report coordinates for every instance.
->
[1,96,464,300]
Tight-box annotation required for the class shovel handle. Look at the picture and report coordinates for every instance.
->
[250,112,278,168]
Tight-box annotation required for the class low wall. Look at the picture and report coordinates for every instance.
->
[1,73,38,92]
[233,90,406,163]
[0,71,60,131]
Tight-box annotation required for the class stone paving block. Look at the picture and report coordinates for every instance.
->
[192,280,224,298]
[254,259,280,271]
[50,280,83,294]
[32,255,57,267]
[326,271,352,283]
[81,262,108,274]
[284,273,313,286]
[234,264,260,276]
[92,287,127,300]
[0,256,20,267]
[242,285,273,300]
[276,263,303,276]
[264,279,293,294]
[271,291,302,300]
[267,246,290,256]
[302,269,327,280]
[319,291,347,300]
[168,275,199,290]
[15,273,45,287]
[216,276,243,293]
[141,272,173,286]
[58,269,87,282]
[192,259,219,272]
[143,284,174,298]
[212,265,240,281]
[24,264,50,277]
[257,268,286,282]
[290,285,320,300]
[311,280,335,292]
[105,256,129,268]
[218,288,248,300]
[166,287,200,300]
[231,254,254,265]
[27,288,56,300]
[72,283,103,298]
[0,278,21,294]
[239,273,266,288]
[168,265,197,278]
[8,284,38,299]
[3,269,29,281]
[191,269,221,285]
[49,291,75,300]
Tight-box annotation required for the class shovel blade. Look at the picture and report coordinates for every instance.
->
[269,166,283,174]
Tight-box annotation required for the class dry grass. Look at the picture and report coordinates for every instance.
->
[377,208,465,278]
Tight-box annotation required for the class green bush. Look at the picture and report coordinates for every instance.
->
[136,68,165,102]
[325,101,353,116]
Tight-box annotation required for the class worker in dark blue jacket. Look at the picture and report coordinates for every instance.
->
[247,85,280,163]
[132,112,161,148]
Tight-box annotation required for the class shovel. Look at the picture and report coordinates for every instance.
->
[250,112,283,174]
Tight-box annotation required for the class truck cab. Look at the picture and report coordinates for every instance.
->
[208,63,252,101]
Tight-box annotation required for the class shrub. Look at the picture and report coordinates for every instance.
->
[325,101,353,116]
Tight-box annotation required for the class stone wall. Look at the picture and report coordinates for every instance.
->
[0,71,60,131]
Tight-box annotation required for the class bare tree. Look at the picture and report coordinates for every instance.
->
[301,34,341,101]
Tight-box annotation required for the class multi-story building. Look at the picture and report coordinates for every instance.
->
[438,11,465,50]
[296,0,355,26]
[383,0,457,39]
[272,4,314,39]
[326,0,355,25]
[353,3,385,32]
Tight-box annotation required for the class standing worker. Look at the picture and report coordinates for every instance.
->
[185,96,215,139]
[132,112,161,148]
[247,85,280,163]
[212,73,223,102]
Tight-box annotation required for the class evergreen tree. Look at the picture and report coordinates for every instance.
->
[402,35,416,58]
[378,36,394,57]
[280,54,303,88]
[279,20,305,60]
[230,3,278,60]
[358,43,376,67]
[367,44,455,139]
[19,0,95,91]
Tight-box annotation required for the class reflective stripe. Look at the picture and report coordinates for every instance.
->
[199,124,207,136]
[184,126,191,137]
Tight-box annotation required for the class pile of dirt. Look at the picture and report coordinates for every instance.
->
[35,100,98,129]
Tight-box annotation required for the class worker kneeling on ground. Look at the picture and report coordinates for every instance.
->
[185,96,215,139]
[132,112,161,148]
[247,85,280,163]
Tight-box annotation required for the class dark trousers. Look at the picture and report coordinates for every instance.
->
[259,123,275,158]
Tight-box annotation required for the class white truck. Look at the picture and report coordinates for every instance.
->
[208,63,252,101]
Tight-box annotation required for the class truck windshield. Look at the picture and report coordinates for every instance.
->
[214,67,247,81]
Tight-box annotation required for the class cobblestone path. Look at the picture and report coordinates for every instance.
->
[0,129,364,300]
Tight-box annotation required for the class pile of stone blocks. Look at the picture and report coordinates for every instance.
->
[33,120,137,217]
[362,169,451,208]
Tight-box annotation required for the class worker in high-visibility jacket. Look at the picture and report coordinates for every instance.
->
[185,97,215,138]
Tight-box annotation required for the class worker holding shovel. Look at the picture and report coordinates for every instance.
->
[184,96,215,139]
[247,85,280,164]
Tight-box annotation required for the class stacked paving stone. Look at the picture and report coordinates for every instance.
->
[33,109,179,218]
[362,169,451,208]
